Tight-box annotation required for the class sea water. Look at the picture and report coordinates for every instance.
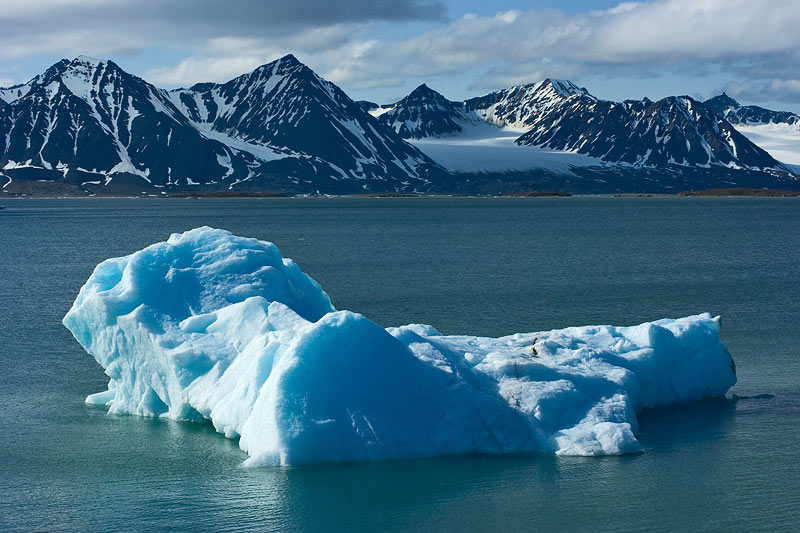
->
[1,197,798,531]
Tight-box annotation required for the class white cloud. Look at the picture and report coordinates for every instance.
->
[146,56,277,87]
[325,0,800,92]
[0,0,444,59]
[724,79,800,105]
[3,0,800,106]
[145,25,370,87]
[0,30,145,60]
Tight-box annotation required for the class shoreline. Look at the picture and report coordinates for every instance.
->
[3,188,800,200]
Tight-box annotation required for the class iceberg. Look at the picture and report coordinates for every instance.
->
[63,227,736,466]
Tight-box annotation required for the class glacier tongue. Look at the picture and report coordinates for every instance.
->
[63,227,736,466]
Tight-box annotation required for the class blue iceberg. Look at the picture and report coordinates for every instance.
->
[64,227,736,466]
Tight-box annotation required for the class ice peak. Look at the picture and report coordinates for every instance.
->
[68,56,108,72]
[540,78,587,98]
[403,83,451,104]
[74,55,102,64]
[278,53,300,65]
[707,92,741,108]
[265,53,304,72]
[408,83,440,97]
[61,55,112,78]
[500,78,589,102]
[250,53,307,78]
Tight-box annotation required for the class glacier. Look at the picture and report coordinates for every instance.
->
[63,227,737,466]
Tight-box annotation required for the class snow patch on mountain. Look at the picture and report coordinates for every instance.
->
[195,126,286,163]
[369,105,395,118]
[465,79,594,129]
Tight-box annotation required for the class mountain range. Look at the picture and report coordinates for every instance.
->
[373,80,781,169]
[704,93,799,128]
[0,55,439,195]
[2,55,799,196]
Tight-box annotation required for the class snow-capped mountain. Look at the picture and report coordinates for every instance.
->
[0,56,257,191]
[384,79,785,173]
[168,55,437,189]
[515,94,781,170]
[465,79,592,129]
[707,95,800,169]
[2,56,798,195]
[0,55,440,194]
[374,84,482,139]
[705,93,799,128]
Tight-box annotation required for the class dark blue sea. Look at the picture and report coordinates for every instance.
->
[1,197,799,531]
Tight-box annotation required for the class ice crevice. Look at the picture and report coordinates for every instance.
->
[63,227,737,466]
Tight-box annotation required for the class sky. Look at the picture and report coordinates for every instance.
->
[1,0,799,112]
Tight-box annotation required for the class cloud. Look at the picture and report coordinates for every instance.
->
[144,26,368,86]
[3,0,800,107]
[146,56,275,88]
[1,0,445,27]
[327,0,800,92]
[0,0,445,59]
[723,79,800,105]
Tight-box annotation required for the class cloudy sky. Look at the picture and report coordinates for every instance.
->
[2,0,799,111]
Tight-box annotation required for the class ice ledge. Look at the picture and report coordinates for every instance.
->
[63,227,736,466]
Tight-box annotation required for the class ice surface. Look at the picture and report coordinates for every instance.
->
[409,122,602,173]
[64,227,736,466]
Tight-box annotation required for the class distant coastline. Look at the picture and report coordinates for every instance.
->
[676,188,800,197]
[3,188,800,199]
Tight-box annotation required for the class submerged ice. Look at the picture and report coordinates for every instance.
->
[63,227,736,466]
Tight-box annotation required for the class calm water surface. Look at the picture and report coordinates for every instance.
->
[1,197,799,531]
